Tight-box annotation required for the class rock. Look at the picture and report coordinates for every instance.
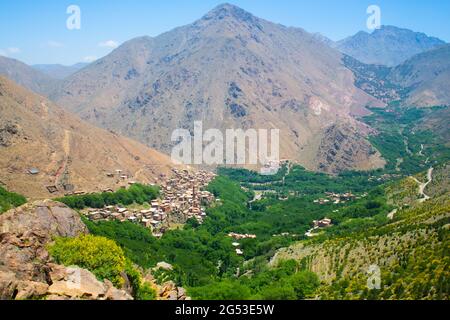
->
[15,281,49,300]
[0,200,88,238]
[0,270,17,299]
[177,287,186,299]
[155,261,173,271]
[0,201,131,300]
[167,290,178,300]
[48,263,67,282]
[104,280,133,300]
[0,201,88,284]
[47,267,107,300]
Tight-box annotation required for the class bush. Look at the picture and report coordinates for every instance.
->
[48,234,126,287]
[0,186,26,213]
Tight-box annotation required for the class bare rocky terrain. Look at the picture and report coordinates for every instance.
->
[49,4,384,174]
[0,76,181,199]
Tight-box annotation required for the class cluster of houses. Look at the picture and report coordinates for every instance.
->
[158,169,216,224]
[313,191,366,205]
[305,217,333,237]
[227,232,257,240]
[83,169,216,237]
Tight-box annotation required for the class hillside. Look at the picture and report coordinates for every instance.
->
[388,44,450,107]
[336,25,446,67]
[344,45,450,107]
[0,76,180,199]
[0,56,59,96]
[271,168,449,299]
[50,3,384,174]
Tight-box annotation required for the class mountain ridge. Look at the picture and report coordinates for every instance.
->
[336,25,446,66]
[49,3,384,174]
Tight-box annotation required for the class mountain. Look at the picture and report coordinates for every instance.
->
[0,55,58,96]
[50,3,384,174]
[388,44,450,106]
[32,63,89,79]
[343,44,450,107]
[336,25,446,66]
[0,75,179,199]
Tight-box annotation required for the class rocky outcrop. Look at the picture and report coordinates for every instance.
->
[0,200,132,300]
[144,271,190,300]
[315,123,385,174]
[46,266,132,300]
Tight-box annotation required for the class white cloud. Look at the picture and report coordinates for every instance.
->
[7,47,21,54]
[0,47,21,57]
[83,56,97,62]
[47,41,64,48]
[98,40,119,48]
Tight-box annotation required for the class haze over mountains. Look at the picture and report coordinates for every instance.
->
[336,25,446,66]
[0,76,178,199]
[32,63,89,79]
[344,43,450,107]
[0,3,449,174]
[388,44,450,106]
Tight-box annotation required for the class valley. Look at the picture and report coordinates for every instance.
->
[6,104,440,300]
[0,2,448,302]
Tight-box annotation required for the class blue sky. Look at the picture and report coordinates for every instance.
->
[1,0,449,65]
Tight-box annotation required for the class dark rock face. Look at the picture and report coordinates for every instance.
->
[316,124,383,174]
[0,123,19,147]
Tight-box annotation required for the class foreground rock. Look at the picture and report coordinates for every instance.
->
[144,271,190,300]
[0,200,132,300]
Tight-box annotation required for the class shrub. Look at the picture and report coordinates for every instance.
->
[0,186,26,213]
[48,234,126,287]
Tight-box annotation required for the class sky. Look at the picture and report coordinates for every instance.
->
[1,0,449,65]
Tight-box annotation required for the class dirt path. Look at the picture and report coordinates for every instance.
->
[411,167,434,203]
[54,130,71,185]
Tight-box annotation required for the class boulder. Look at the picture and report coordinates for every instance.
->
[104,280,133,300]
[15,281,49,300]
[47,267,107,299]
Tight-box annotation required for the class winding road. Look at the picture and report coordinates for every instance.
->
[388,167,434,220]
[412,167,434,203]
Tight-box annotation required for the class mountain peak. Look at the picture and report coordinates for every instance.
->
[202,3,258,23]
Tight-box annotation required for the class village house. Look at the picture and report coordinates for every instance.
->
[82,169,216,237]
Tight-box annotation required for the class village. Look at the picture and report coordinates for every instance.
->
[83,168,216,237]
[313,191,367,205]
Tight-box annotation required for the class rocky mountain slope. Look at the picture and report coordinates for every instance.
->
[50,3,384,173]
[388,44,450,106]
[0,76,179,199]
[344,44,450,107]
[0,56,59,96]
[32,63,89,80]
[336,25,446,66]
